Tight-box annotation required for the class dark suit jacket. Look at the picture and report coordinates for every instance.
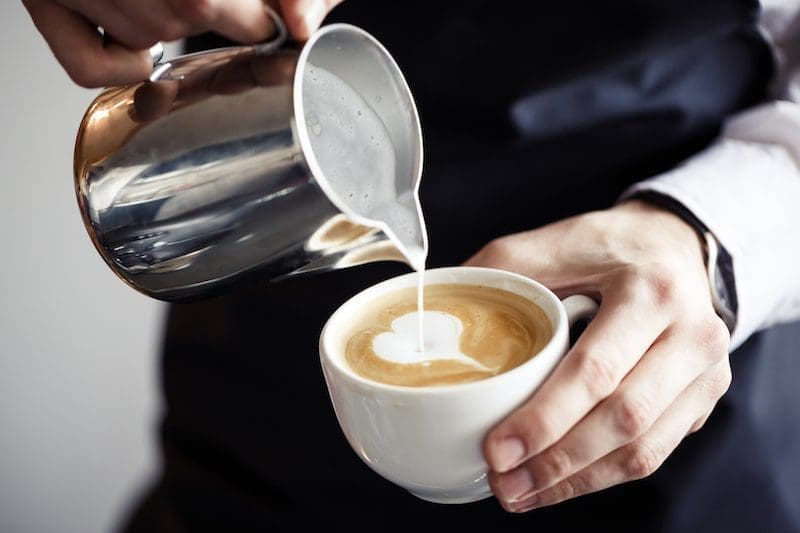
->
[124,2,800,531]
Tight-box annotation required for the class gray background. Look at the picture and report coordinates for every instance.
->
[1,3,176,532]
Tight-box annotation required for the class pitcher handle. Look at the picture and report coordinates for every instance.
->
[149,3,288,81]
[254,4,289,55]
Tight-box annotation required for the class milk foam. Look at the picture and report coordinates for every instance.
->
[373,311,490,371]
[302,64,426,270]
[345,284,551,387]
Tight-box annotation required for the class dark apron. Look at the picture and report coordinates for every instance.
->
[123,1,800,531]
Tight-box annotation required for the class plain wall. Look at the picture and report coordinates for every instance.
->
[0,4,170,532]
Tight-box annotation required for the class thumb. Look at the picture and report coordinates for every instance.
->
[463,234,554,277]
[463,231,592,298]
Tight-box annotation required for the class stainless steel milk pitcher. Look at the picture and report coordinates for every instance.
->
[74,10,424,301]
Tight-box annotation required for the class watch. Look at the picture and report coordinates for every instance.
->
[629,191,738,333]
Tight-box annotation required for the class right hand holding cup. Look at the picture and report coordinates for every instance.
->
[466,200,732,512]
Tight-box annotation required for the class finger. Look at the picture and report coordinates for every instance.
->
[494,319,727,502]
[110,0,193,43]
[506,359,731,512]
[463,235,608,303]
[484,273,670,473]
[166,0,274,43]
[60,0,161,49]
[689,412,712,434]
[279,0,341,40]
[464,235,544,271]
[25,0,152,87]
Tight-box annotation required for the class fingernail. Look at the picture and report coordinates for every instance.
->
[492,437,526,472]
[502,467,535,502]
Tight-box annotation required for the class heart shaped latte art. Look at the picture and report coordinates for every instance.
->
[372,311,491,371]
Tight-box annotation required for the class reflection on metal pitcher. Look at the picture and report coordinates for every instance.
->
[74,20,424,301]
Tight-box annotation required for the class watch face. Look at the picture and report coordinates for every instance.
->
[704,231,736,333]
[715,272,728,307]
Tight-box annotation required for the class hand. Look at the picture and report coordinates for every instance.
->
[23,0,343,88]
[465,200,732,512]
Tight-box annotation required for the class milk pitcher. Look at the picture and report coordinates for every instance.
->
[74,10,425,301]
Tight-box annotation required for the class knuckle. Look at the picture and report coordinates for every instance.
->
[565,468,597,500]
[542,476,580,505]
[281,6,308,31]
[699,363,732,400]
[156,19,190,42]
[626,264,679,307]
[106,29,159,51]
[563,472,589,498]
[573,351,618,400]
[515,411,558,452]
[689,416,707,434]
[694,316,731,360]
[612,393,653,439]
[543,447,574,481]
[558,477,579,501]
[478,238,513,266]
[171,0,216,24]
[130,35,161,50]
[623,441,662,480]
[66,62,103,88]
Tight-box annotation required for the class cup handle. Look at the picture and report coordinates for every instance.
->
[562,295,599,330]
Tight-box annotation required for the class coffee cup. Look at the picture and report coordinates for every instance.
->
[319,266,598,504]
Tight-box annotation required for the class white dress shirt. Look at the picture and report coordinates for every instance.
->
[624,0,800,349]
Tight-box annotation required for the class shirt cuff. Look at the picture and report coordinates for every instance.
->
[621,133,800,350]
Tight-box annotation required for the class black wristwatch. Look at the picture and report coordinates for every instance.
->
[630,191,738,333]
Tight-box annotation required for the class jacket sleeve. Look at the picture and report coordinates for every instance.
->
[621,2,800,349]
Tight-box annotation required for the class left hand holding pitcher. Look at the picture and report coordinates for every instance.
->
[22,0,343,88]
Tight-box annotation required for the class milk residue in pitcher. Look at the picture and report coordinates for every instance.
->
[303,64,428,353]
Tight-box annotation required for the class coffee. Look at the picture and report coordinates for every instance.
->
[344,284,552,386]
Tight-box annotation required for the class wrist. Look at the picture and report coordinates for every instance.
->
[613,198,707,264]
[618,193,738,333]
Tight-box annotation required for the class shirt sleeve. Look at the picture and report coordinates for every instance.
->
[620,2,800,350]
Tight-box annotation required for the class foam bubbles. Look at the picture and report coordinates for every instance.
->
[302,63,426,269]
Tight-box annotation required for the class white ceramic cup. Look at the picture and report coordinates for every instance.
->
[319,266,598,504]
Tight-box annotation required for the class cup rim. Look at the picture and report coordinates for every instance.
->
[319,266,569,395]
